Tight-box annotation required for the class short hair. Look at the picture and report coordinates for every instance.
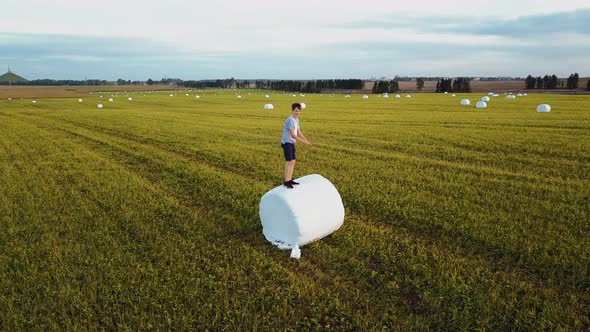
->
[291,103,301,111]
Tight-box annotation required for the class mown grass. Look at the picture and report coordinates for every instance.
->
[0,90,589,330]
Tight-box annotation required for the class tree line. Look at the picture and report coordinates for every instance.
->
[525,73,580,89]
[434,77,471,93]
[0,79,112,86]
[181,79,364,92]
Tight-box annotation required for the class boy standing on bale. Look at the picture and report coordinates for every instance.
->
[281,103,312,189]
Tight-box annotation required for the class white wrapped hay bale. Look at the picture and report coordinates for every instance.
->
[405,95,411,98]
[97,104,104,109]
[537,104,551,112]
[460,99,471,106]
[383,94,389,98]
[195,95,200,99]
[108,98,113,102]
[237,95,242,99]
[78,98,83,102]
[299,102,306,109]
[507,95,516,99]
[476,101,487,108]
[32,100,37,104]
[128,97,133,101]
[395,94,401,98]
[362,95,369,99]
[264,103,274,110]
[259,174,344,258]
[481,96,490,102]
[451,94,456,97]
[265,94,270,98]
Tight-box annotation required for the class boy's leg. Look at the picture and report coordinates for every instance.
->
[288,160,296,181]
[284,161,290,182]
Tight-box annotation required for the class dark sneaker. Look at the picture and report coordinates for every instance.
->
[283,181,294,189]
[289,180,300,185]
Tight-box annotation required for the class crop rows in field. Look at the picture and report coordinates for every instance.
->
[0,90,589,330]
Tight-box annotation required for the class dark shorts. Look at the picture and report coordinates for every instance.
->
[281,143,296,161]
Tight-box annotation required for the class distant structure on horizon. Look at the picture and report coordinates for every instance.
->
[0,66,29,84]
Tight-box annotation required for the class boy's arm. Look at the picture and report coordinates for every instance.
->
[297,128,312,146]
[290,128,311,146]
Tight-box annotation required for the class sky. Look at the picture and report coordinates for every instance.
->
[1,0,589,80]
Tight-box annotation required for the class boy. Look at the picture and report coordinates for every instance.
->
[281,103,312,189]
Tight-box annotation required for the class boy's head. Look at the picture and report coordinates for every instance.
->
[291,103,302,118]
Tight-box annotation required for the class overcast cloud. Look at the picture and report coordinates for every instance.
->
[1,0,588,79]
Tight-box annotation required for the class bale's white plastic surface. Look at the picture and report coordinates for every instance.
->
[264,103,274,110]
[32,100,37,104]
[460,99,471,106]
[476,101,487,108]
[237,95,241,99]
[300,102,306,109]
[128,97,133,101]
[481,96,490,102]
[108,98,113,102]
[507,95,516,99]
[78,99,83,102]
[537,104,551,112]
[97,104,104,109]
[395,94,401,98]
[260,174,344,250]
[405,95,411,98]
[195,95,200,99]
[362,95,369,99]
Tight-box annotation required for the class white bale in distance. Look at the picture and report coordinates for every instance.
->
[517,93,523,97]
[32,100,37,104]
[460,99,471,106]
[264,103,274,110]
[476,101,487,108]
[8,98,12,100]
[78,99,83,102]
[523,93,528,96]
[362,95,369,99]
[237,95,242,99]
[537,104,551,113]
[97,104,104,109]
[488,92,494,95]
[383,94,389,98]
[345,95,351,98]
[395,94,401,98]
[185,93,189,96]
[265,94,270,98]
[128,97,133,101]
[195,95,200,99]
[405,95,411,98]
[169,94,173,97]
[108,98,113,102]
[493,94,499,97]
[481,96,490,102]
[300,102,306,109]
[451,94,456,97]
[292,94,297,97]
[259,174,344,257]
[444,92,448,94]
[507,95,516,99]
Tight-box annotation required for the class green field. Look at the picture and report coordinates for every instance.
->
[1,90,589,330]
